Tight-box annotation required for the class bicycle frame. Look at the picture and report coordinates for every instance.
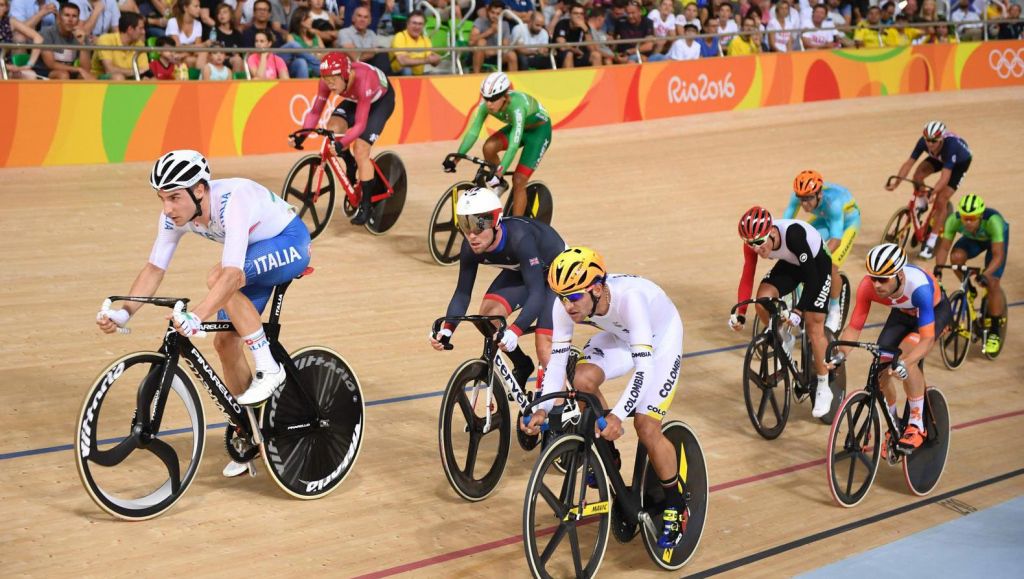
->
[733,298,809,389]
[828,341,904,454]
[888,175,938,244]
[296,128,396,207]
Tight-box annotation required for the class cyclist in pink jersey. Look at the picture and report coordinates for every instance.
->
[290,52,394,226]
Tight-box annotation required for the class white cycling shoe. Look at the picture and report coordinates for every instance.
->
[223,460,250,478]
[812,383,834,418]
[236,363,286,406]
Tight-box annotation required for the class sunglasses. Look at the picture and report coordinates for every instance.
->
[559,292,587,304]
[869,275,892,284]
[924,137,942,143]
[455,213,496,234]
[745,236,769,247]
[961,214,980,222]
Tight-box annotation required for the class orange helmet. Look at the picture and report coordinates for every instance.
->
[793,170,823,198]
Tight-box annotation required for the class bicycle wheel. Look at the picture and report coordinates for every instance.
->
[428,182,473,266]
[366,151,407,235]
[75,352,205,521]
[438,359,511,501]
[903,388,951,496]
[940,290,971,370]
[826,390,881,508]
[742,332,792,439]
[639,421,709,571]
[837,272,852,332]
[981,287,1008,360]
[523,434,611,579]
[261,346,364,499]
[526,182,554,224]
[281,154,335,240]
[880,207,913,250]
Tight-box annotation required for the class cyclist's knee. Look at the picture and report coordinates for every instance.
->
[327,116,348,134]
[571,363,604,392]
[512,171,529,188]
[950,249,967,264]
[633,415,662,445]
[351,140,371,162]
[479,298,509,316]
[756,282,779,299]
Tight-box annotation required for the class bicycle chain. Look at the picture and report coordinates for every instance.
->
[224,424,260,463]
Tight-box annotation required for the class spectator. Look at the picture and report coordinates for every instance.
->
[207,3,244,72]
[247,28,290,77]
[678,1,700,30]
[10,0,59,31]
[825,0,846,28]
[880,0,895,23]
[728,14,761,53]
[470,0,514,72]
[237,0,286,33]
[510,9,550,69]
[716,2,737,47]
[766,0,794,51]
[697,13,720,55]
[2,0,44,78]
[802,3,852,47]
[281,6,321,78]
[613,0,654,63]
[887,12,923,44]
[32,2,93,78]
[389,9,439,74]
[603,0,625,33]
[90,11,147,79]
[916,0,938,22]
[900,0,918,18]
[505,0,535,22]
[924,16,955,41]
[148,35,179,78]
[647,0,675,42]
[307,0,338,45]
[202,42,232,78]
[667,21,700,59]
[552,1,595,66]
[997,3,1022,38]
[949,0,981,39]
[853,5,888,46]
[167,0,209,68]
[588,6,615,63]
[241,0,284,45]
[71,0,119,38]
[337,5,377,59]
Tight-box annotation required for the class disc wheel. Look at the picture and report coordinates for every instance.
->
[826,390,881,508]
[940,289,971,370]
[903,388,951,496]
[742,331,792,439]
[428,181,473,265]
[281,154,335,240]
[880,206,913,250]
[366,151,407,235]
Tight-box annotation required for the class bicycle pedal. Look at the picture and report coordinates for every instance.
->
[247,461,258,477]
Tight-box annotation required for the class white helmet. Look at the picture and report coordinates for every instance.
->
[150,149,211,191]
[480,72,511,100]
[923,120,946,140]
[455,187,503,233]
[865,243,907,278]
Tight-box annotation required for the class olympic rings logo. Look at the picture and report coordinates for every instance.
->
[988,48,1024,79]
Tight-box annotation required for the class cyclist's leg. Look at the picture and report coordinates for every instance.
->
[811,218,843,304]
[575,332,632,413]
[876,310,917,418]
[481,130,508,176]
[911,157,941,185]
[208,264,251,397]
[350,90,396,222]
[510,121,552,218]
[951,236,983,284]
[802,251,833,414]
[984,232,1007,318]
[327,108,357,184]
[757,261,800,328]
[533,288,557,382]
[482,270,536,382]
[930,158,970,242]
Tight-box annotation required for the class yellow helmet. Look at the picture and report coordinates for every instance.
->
[548,247,607,294]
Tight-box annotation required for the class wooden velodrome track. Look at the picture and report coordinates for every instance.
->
[1,86,1022,577]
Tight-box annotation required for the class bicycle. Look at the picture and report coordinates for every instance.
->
[879,175,953,252]
[825,340,951,508]
[282,127,407,238]
[76,270,365,520]
[521,390,709,576]
[432,315,575,501]
[936,264,1009,368]
[428,153,554,266]
[749,271,852,342]
[731,297,847,439]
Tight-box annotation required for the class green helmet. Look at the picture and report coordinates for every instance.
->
[957,193,985,217]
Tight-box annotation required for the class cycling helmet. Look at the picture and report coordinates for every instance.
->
[957,193,985,217]
[793,170,824,198]
[455,187,503,233]
[480,72,511,100]
[548,247,607,295]
[865,243,907,278]
[150,149,211,191]
[320,51,353,80]
[923,120,946,140]
[738,206,773,242]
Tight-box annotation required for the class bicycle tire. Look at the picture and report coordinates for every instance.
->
[903,388,951,496]
[880,206,913,250]
[826,390,881,508]
[281,154,336,241]
[837,271,852,332]
[75,352,205,521]
[523,433,610,579]
[638,421,709,571]
[428,182,473,266]
[438,359,511,501]
[742,331,792,439]
[525,182,554,224]
[366,150,407,235]
[940,290,971,370]
[261,346,364,499]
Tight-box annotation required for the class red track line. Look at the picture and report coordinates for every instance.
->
[354,407,1024,579]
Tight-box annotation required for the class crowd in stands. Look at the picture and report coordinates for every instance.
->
[1,0,1021,79]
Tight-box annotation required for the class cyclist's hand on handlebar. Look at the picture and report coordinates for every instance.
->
[826,351,846,371]
[596,413,625,441]
[497,328,518,352]
[170,310,204,337]
[430,327,453,351]
[976,272,990,288]
[289,133,306,150]
[520,409,547,436]
[785,310,803,329]
[728,313,745,332]
[442,157,458,173]
[888,360,909,380]
[485,170,503,190]
[96,304,130,334]
[885,180,899,192]
[932,265,943,281]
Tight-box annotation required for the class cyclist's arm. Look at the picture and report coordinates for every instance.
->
[787,226,823,314]
[837,276,873,354]
[499,102,526,172]
[736,244,758,316]
[934,214,960,267]
[610,292,656,421]
[443,247,480,330]
[983,215,1007,278]
[338,83,373,149]
[456,102,488,156]
[301,79,332,130]
[824,197,845,242]
[190,195,252,321]
[119,263,167,317]
[782,194,800,220]
[507,233,547,335]
[537,307,575,415]
[932,167,952,192]
[904,284,938,366]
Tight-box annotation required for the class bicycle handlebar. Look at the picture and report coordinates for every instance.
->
[289,128,339,151]
[827,340,902,370]
[443,152,505,183]
[104,296,207,338]
[886,175,934,194]
[431,315,508,351]
[935,264,982,275]
[524,390,609,432]
[731,297,788,317]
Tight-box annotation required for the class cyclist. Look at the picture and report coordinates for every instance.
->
[729,206,835,418]
[519,247,688,549]
[886,120,972,259]
[783,170,861,332]
[830,243,952,452]
[444,72,552,218]
[291,51,394,227]
[933,193,1009,355]
[429,187,566,389]
[95,150,311,477]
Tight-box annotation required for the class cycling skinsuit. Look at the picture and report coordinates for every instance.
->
[848,264,951,351]
[942,208,1009,278]
[910,132,972,190]
[783,182,861,267]
[736,219,832,316]
[444,217,566,336]
[456,91,552,178]
[149,178,311,319]
[301,62,394,146]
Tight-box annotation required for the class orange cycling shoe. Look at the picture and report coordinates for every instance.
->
[898,424,927,452]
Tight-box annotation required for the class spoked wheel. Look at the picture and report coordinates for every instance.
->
[261,347,364,499]
[439,359,511,501]
[981,288,1008,360]
[523,434,611,579]
[809,328,846,424]
[75,352,205,521]
[428,181,473,266]
[366,151,407,235]
[826,390,882,508]
[903,388,951,496]
[750,291,797,357]
[940,289,972,370]
[742,331,792,439]
[638,421,709,571]
[837,272,852,332]
[880,206,913,250]
[281,154,335,240]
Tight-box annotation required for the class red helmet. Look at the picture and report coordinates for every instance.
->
[320,52,352,80]
[738,206,773,241]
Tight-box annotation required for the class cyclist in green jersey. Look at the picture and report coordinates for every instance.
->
[933,193,1009,354]
[443,72,552,217]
